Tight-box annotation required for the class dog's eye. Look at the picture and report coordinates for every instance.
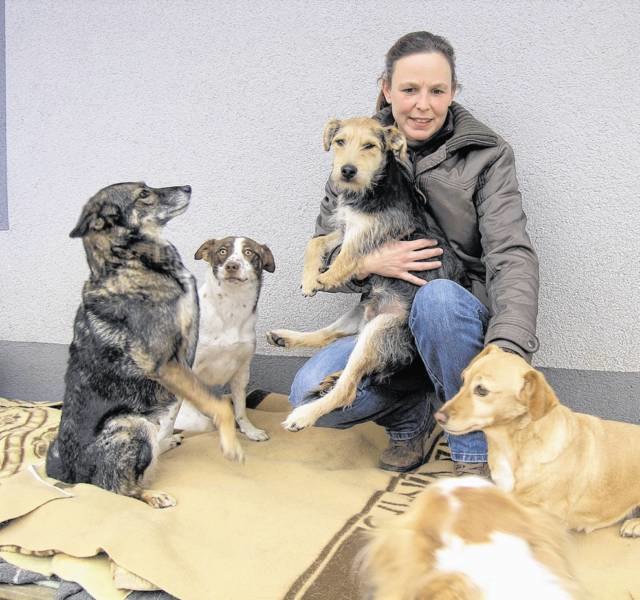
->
[218,248,227,256]
[474,385,489,397]
[243,249,253,257]
[139,189,151,199]
[334,139,345,147]
[362,143,375,150]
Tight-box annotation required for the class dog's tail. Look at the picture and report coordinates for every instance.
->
[304,359,410,402]
[305,371,343,401]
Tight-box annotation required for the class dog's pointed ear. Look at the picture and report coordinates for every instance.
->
[258,244,276,273]
[70,200,123,238]
[383,126,407,160]
[323,119,342,151]
[460,344,502,381]
[194,239,216,262]
[519,369,559,421]
[70,205,105,238]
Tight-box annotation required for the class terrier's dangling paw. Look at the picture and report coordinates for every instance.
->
[282,404,319,431]
[266,330,290,347]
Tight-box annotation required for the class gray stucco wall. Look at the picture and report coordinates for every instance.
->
[0,1,638,416]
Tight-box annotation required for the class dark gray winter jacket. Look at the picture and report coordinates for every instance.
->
[314,102,540,359]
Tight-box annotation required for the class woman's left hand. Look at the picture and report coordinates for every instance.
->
[355,238,443,286]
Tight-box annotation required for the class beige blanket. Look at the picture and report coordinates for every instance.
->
[0,395,638,599]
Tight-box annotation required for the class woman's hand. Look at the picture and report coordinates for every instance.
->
[355,239,443,286]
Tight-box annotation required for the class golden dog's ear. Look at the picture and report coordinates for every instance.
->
[460,344,502,381]
[194,239,216,262]
[519,369,559,421]
[383,126,407,160]
[323,119,342,151]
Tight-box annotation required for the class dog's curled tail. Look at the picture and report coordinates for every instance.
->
[305,371,343,402]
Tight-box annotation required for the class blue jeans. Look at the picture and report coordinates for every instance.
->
[289,280,489,462]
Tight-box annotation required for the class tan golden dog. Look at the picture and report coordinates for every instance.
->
[359,476,581,599]
[435,345,640,536]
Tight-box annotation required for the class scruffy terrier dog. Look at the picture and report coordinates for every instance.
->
[267,117,467,432]
[175,236,275,441]
[46,182,243,509]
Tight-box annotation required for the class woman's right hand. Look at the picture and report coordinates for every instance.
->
[355,239,444,286]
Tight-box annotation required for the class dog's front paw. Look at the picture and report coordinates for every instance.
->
[242,425,270,442]
[237,416,270,442]
[140,489,177,509]
[221,437,245,464]
[314,273,332,291]
[266,330,290,348]
[158,433,184,454]
[620,518,640,537]
[300,280,318,297]
[166,432,184,449]
[282,404,319,432]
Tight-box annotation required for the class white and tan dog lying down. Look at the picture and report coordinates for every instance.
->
[360,476,582,599]
[435,344,640,537]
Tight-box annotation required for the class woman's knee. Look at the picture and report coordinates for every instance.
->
[289,364,319,407]
[289,337,356,407]
[410,279,466,328]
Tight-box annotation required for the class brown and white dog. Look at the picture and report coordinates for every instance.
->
[175,236,275,441]
[359,476,582,600]
[435,344,640,537]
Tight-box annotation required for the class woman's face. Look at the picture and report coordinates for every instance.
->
[382,52,455,143]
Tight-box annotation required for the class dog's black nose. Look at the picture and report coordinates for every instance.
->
[341,165,357,180]
[181,185,192,194]
[225,261,240,272]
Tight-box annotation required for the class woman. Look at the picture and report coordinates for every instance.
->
[289,31,539,474]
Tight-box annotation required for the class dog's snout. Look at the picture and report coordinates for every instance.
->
[341,165,357,180]
[225,261,240,272]
[181,185,192,194]
[434,411,448,426]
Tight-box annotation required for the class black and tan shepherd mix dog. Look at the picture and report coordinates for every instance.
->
[46,182,244,508]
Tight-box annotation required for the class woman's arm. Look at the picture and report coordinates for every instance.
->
[476,141,540,360]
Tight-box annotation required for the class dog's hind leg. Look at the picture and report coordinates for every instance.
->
[267,303,365,349]
[93,415,176,508]
[283,309,408,431]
